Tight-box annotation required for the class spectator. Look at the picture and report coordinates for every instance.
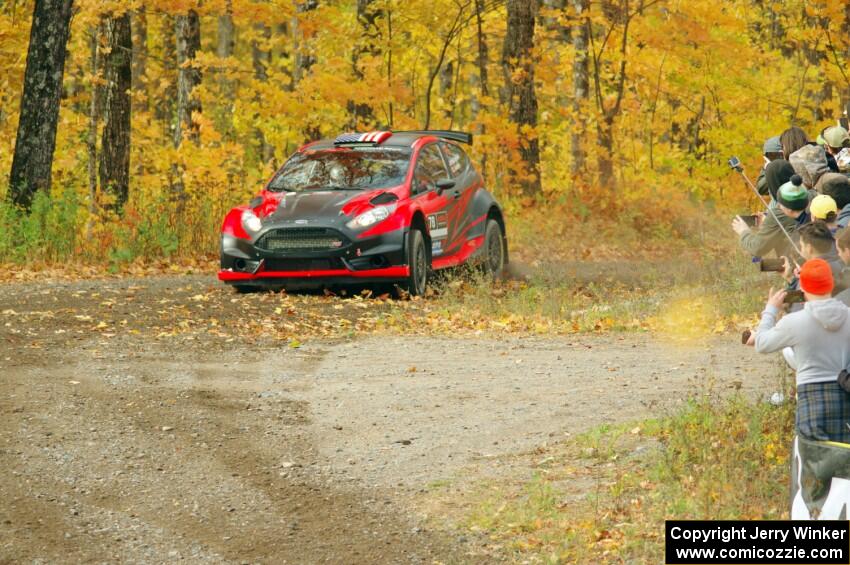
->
[816,173,850,230]
[753,259,850,443]
[789,143,832,188]
[809,194,840,234]
[819,125,848,171]
[732,160,801,258]
[757,136,783,196]
[782,222,845,296]
[781,126,810,160]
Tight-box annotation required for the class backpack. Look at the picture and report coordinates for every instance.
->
[790,144,831,188]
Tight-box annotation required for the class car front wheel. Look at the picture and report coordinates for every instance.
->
[481,218,505,278]
[404,229,429,296]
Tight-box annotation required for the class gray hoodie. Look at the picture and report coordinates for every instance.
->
[755,299,850,386]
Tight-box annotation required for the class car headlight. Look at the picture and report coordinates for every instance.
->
[242,209,263,233]
[346,205,395,229]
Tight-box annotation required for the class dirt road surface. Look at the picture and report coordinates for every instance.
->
[0,276,778,563]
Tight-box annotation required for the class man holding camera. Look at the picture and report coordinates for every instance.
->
[752,259,850,442]
[732,160,805,258]
[782,222,846,296]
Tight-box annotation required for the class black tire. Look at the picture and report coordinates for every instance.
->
[481,219,505,279]
[403,229,429,296]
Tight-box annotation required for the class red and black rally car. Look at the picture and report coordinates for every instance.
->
[218,130,508,294]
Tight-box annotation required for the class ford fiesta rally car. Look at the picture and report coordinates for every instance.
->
[218,130,508,295]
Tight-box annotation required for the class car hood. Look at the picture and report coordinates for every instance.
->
[261,189,392,223]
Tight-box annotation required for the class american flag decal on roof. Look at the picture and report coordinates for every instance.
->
[333,131,392,145]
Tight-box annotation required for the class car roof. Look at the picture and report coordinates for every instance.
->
[302,131,469,152]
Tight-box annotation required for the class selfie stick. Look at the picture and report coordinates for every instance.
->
[731,162,802,257]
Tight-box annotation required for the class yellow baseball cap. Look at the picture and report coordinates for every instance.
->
[810,194,838,220]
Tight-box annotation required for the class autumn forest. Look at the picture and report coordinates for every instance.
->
[2,0,850,263]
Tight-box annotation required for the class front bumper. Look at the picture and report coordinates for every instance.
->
[218,224,408,285]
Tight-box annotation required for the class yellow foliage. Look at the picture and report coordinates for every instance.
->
[1,0,848,261]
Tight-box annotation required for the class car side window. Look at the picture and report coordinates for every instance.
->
[442,143,469,178]
[413,144,449,195]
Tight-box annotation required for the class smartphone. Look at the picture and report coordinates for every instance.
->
[783,290,805,305]
[759,258,785,272]
[739,214,758,228]
[728,156,742,171]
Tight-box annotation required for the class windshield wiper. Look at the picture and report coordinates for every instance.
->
[326,185,361,191]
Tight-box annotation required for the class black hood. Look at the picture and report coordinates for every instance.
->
[265,190,357,223]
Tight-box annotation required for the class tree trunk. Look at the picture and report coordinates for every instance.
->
[592,0,630,189]
[86,24,100,232]
[8,0,75,210]
[293,0,318,89]
[542,0,569,42]
[217,0,234,94]
[99,12,132,212]
[217,1,234,60]
[842,2,850,124]
[172,10,201,209]
[571,0,589,176]
[350,0,380,126]
[597,115,614,186]
[474,0,489,101]
[156,14,177,134]
[174,10,201,148]
[131,6,147,112]
[502,0,541,197]
[216,0,235,137]
[252,22,274,165]
[440,59,454,121]
[386,6,394,127]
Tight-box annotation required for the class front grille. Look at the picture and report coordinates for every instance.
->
[255,228,348,252]
[264,258,344,271]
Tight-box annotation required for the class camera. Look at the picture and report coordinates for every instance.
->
[759,258,785,272]
[739,214,758,228]
[728,156,743,171]
[783,290,805,305]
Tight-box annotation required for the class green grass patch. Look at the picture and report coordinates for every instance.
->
[465,377,796,563]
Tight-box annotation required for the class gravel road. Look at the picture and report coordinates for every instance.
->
[0,276,778,563]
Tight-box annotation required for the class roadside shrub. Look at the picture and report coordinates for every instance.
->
[0,190,82,263]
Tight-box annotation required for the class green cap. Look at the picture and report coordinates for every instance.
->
[823,126,850,149]
[777,174,809,211]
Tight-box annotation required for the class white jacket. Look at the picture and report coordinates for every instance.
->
[755,299,850,386]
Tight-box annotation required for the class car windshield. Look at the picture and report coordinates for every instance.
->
[267,148,411,192]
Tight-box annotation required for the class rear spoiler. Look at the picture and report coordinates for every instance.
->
[395,130,473,145]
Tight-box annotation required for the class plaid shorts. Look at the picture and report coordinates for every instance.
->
[797,381,850,443]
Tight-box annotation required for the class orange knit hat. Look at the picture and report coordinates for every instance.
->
[799,258,834,295]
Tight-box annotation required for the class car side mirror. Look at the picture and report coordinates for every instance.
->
[436,179,455,195]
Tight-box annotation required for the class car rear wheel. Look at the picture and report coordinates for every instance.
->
[481,219,505,279]
[403,229,429,296]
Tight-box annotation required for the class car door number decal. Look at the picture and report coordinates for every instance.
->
[427,212,448,237]
[427,212,449,255]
